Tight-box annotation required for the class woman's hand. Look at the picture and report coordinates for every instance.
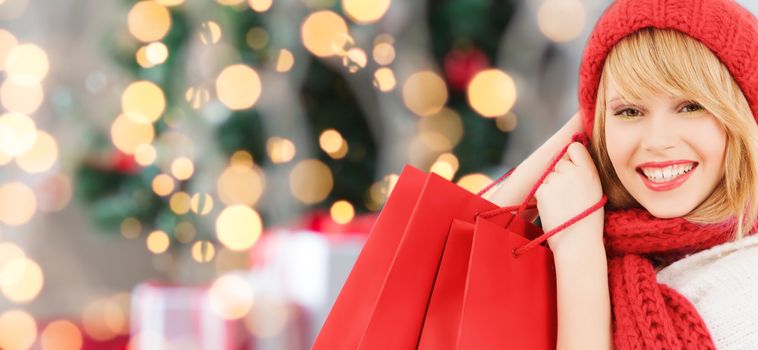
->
[534,141,604,256]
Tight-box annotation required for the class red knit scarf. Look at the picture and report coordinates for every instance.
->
[603,207,737,349]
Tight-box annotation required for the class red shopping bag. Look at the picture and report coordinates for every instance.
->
[314,165,518,349]
[457,217,557,349]
[312,165,428,350]
[417,206,541,350]
[419,131,606,349]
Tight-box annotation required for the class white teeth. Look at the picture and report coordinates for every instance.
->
[641,163,694,183]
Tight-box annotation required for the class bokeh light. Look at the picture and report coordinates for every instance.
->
[146,230,170,254]
[342,47,367,73]
[402,71,448,117]
[496,112,518,132]
[217,164,265,206]
[301,11,349,57]
[1,80,43,114]
[40,320,83,350]
[342,0,391,24]
[15,130,58,174]
[169,192,191,215]
[429,152,459,181]
[467,69,516,117]
[244,294,290,338]
[121,80,166,124]
[34,173,72,213]
[457,173,493,194]
[230,150,254,168]
[537,0,586,42]
[135,46,153,68]
[266,137,296,164]
[319,129,344,154]
[216,205,262,251]
[185,86,211,110]
[289,159,333,204]
[0,309,37,350]
[0,112,37,156]
[372,41,395,65]
[373,67,396,92]
[128,1,172,43]
[110,114,155,154]
[246,27,269,50]
[120,217,142,239]
[0,257,44,304]
[249,0,272,12]
[417,107,464,151]
[191,240,215,263]
[208,273,254,320]
[171,157,194,180]
[134,144,157,166]
[216,64,262,110]
[151,174,175,197]
[174,221,196,243]
[82,298,126,341]
[0,182,37,226]
[5,43,49,85]
[145,42,169,65]
[199,21,222,45]
[190,193,214,215]
[330,200,355,224]
[276,49,295,72]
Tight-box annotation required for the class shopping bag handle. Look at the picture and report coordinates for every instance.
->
[477,131,608,257]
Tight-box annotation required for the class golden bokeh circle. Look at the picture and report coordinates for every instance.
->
[5,43,49,85]
[208,273,254,320]
[40,320,83,350]
[121,80,166,124]
[215,64,262,110]
[342,0,390,24]
[402,71,448,117]
[216,205,262,251]
[0,309,37,350]
[146,230,170,254]
[0,112,37,156]
[127,1,172,43]
[301,11,349,57]
[467,69,517,118]
[1,80,43,114]
[15,130,58,174]
[289,159,333,204]
[0,182,36,226]
[330,200,355,224]
[110,114,155,155]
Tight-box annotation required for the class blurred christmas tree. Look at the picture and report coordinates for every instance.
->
[74,0,530,262]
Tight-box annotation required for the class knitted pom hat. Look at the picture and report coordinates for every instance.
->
[578,0,758,137]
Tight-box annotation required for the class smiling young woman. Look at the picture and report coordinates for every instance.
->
[589,28,758,240]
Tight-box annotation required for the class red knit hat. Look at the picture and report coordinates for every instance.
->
[578,0,758,137]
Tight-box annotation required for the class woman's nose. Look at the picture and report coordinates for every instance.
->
[641,114,677,152]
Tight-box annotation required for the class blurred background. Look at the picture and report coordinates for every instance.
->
[1,0,756,349]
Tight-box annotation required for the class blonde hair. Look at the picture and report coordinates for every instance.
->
[590,28,758,240]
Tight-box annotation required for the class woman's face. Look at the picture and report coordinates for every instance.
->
[604,77,727,218]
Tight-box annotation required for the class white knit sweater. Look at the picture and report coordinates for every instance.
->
[656,233,758,349]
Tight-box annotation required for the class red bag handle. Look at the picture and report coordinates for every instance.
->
[476,132,608,257]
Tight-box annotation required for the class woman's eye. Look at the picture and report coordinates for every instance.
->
[682,103,703,113]
[614,108,640,118]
